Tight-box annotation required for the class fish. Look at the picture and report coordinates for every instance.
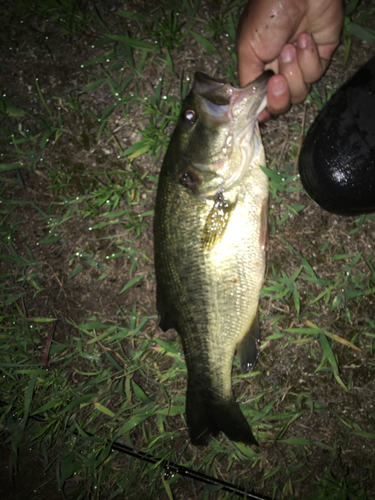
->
[153,70,272,446]
[299,55,375,215]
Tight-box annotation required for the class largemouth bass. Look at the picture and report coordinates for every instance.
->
[154,71,271,446]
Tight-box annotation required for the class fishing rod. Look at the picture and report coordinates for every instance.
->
[1,402,271,500]
[107,439,270,500]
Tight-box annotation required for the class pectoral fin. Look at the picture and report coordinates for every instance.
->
[237,313,260,374]
[201,193,236,249]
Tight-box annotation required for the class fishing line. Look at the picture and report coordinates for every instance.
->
[2,401,271,500]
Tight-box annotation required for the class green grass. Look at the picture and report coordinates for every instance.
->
[1,0,375,499]
[343,0,375,65]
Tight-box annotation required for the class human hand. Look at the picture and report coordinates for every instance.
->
[236,0,344,121]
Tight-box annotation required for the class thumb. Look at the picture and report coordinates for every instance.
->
[237,44,266,87]
[236,4,266,86]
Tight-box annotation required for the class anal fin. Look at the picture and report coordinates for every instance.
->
[156,283,175,332]
[237,313,260,374]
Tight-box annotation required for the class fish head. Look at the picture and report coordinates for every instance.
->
[172,70,273,197]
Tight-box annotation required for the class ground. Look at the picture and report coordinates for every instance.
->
[1,1,375,499]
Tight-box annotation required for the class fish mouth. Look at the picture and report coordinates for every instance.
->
[219,71,273,189]
[230,70,273,122]
[193,70,273,122]
[190,71,273,196]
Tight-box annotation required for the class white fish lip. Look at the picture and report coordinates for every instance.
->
[230,70,273,121]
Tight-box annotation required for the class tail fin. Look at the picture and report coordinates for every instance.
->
[186,386,258,446]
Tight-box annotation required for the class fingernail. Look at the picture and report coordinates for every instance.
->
[271,78,288,96]
[298,34,309,50]
[280,45,294,64]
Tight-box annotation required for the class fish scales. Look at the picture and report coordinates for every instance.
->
[154,71,271,446]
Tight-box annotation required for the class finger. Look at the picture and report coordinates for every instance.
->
[279,43,310,104]
[258,109,270,123]
[237,45,266,87]
[236,4,263,86]
[317,42,341,64]
[266,74,291,116]
[297,33,326,83]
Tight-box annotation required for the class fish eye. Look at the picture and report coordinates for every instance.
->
[184,109,195,124]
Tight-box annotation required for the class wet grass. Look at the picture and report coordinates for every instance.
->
[1,0,375,499]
